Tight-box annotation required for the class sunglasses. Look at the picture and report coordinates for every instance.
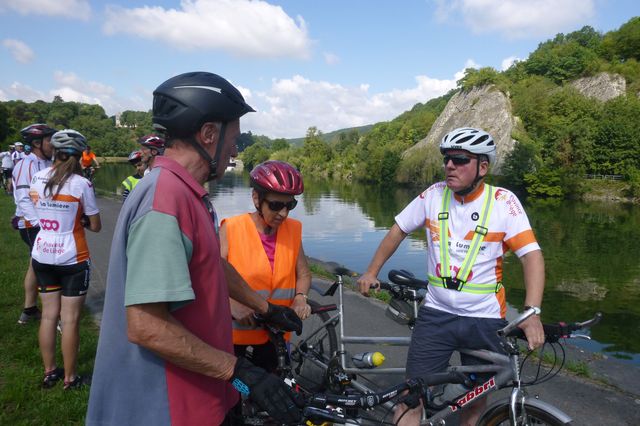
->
[265,199,298,212]
[443,154,476,166]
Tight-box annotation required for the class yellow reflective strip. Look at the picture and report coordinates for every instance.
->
[428,275,501,294]
[457,186,495,283]
[439,187,452,278]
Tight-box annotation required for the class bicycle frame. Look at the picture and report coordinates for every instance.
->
[296,277,576,425]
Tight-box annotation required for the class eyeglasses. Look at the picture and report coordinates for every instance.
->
[443,154,476,166]
[265,199,298,212]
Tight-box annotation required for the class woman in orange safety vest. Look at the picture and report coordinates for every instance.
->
[220,160,311,372]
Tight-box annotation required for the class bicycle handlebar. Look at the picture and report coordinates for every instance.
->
[500,310,603,343]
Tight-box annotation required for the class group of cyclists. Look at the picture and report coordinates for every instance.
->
[4,70,546,426]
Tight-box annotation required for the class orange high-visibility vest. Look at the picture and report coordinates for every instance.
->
[223,213,301,345]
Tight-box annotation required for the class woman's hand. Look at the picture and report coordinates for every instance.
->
[291,294,311,320]
[231,300,256,327]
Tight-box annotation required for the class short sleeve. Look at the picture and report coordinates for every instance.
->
[125,210,195,310]
[395,193,428,234]
[81,180,99,216]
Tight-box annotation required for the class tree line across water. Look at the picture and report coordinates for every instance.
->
[2,17,640,199]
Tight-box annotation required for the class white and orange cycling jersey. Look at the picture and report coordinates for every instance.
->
[12,153,52,229]
[395,181,540,319]
[29,167,99,266]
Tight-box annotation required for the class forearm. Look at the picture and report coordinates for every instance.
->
[364,224,408,277]
[127,303,237,380]
[521,249,545,307]
[223,259,269,314]
[295,247,312,296]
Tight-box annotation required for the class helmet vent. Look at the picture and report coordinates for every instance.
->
[470,135,489,145]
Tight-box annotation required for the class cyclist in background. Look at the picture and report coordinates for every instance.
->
[12,141,26,165]
[137,134,165,175]
[1,144,16,193]
[87,72,303,426]
[30,129,101,389]
[80,145,100,181]
[220,160,312,373]
[12,124,57,324]
[357,127,545,426]
[121,150,145,200]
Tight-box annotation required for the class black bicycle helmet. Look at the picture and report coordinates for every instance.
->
[152,71,255,138]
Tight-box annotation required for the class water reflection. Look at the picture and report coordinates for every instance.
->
[96,164,640,364]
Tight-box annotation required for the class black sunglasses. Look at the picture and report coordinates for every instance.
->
[443,154,476,166]
[265,199,298,212]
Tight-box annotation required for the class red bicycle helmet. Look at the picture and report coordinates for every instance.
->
[20,123,57,143]
[250,161,304,195]
[128,150,144,164]
[138,134,165,153]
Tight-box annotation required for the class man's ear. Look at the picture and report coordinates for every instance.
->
[198,122,220,147]
[478,159,490,178]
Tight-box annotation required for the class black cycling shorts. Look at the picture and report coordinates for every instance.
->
[19,227,40,251]
[2,168,12,179]
[32,259,91,297]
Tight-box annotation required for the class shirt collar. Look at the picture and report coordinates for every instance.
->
[154,156,208,199]
[453,181,485,204]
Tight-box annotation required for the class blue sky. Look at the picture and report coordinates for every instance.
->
[1,0,639,139]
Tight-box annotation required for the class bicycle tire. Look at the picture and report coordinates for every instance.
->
[477,402,571,426]
[292,298,339,392]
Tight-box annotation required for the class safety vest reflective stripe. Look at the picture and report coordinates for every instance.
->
[436,185,497,292]
[428,275,503,294]
[456,185,495,283]
[122,176,140,192]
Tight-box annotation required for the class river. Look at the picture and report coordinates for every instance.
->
[96,163,640,364]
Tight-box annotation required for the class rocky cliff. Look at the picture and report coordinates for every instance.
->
[403,73,627,176]
[570,72,626,102]
[404,85,518,174]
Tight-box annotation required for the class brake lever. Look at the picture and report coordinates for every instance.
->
[569,333,591,340]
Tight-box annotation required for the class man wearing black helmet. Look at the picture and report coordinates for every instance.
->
[358,128,545,426]
[12,124,57,325]
[88,72,304,426]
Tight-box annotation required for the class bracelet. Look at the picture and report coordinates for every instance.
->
[295,292,308,301]
[524,305,542,315]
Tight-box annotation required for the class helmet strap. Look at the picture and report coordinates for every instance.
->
[453,159,483,197]
[184,122,227,182]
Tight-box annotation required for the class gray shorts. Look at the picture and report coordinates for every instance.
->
[406,306,507,380]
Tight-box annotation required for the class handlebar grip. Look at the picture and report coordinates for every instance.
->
[372,281,394,291]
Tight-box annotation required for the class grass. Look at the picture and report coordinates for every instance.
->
[308,262,392,303]
[0,195,98,425]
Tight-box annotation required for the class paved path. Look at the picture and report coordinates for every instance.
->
[85,196,640,425]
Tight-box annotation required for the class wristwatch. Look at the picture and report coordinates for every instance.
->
[524,305,542,315]
[295,292,308,301]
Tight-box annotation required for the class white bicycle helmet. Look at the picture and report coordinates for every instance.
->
[51,129,88,155]
[439,127,496,164]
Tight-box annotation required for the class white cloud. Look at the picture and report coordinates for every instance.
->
[2,81,45,101]
[2,39,34,63]
[501,55,520,71]
[242,65,468,138]
[1,72,147,116]
[103,0,310,58]
[434,0,595,39]
[324,52,340,65]
[0,0,91,20]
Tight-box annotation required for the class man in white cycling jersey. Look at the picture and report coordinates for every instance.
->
[12,124,57,324]
[358,127,545,426]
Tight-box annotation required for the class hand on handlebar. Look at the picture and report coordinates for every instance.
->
[260,303,302,335]
[518,315,545,350]
[357,272,380,296]
[231,357,304,424]
[291,296,312,320]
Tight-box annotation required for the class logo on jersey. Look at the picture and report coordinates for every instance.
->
[29,190,39,204]
[40,219,60,231]
[471,212,479,221]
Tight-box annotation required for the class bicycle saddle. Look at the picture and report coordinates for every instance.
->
[388,269,429,289]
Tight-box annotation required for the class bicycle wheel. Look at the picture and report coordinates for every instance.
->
[478,402,571,426]
[292,299,338,392]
